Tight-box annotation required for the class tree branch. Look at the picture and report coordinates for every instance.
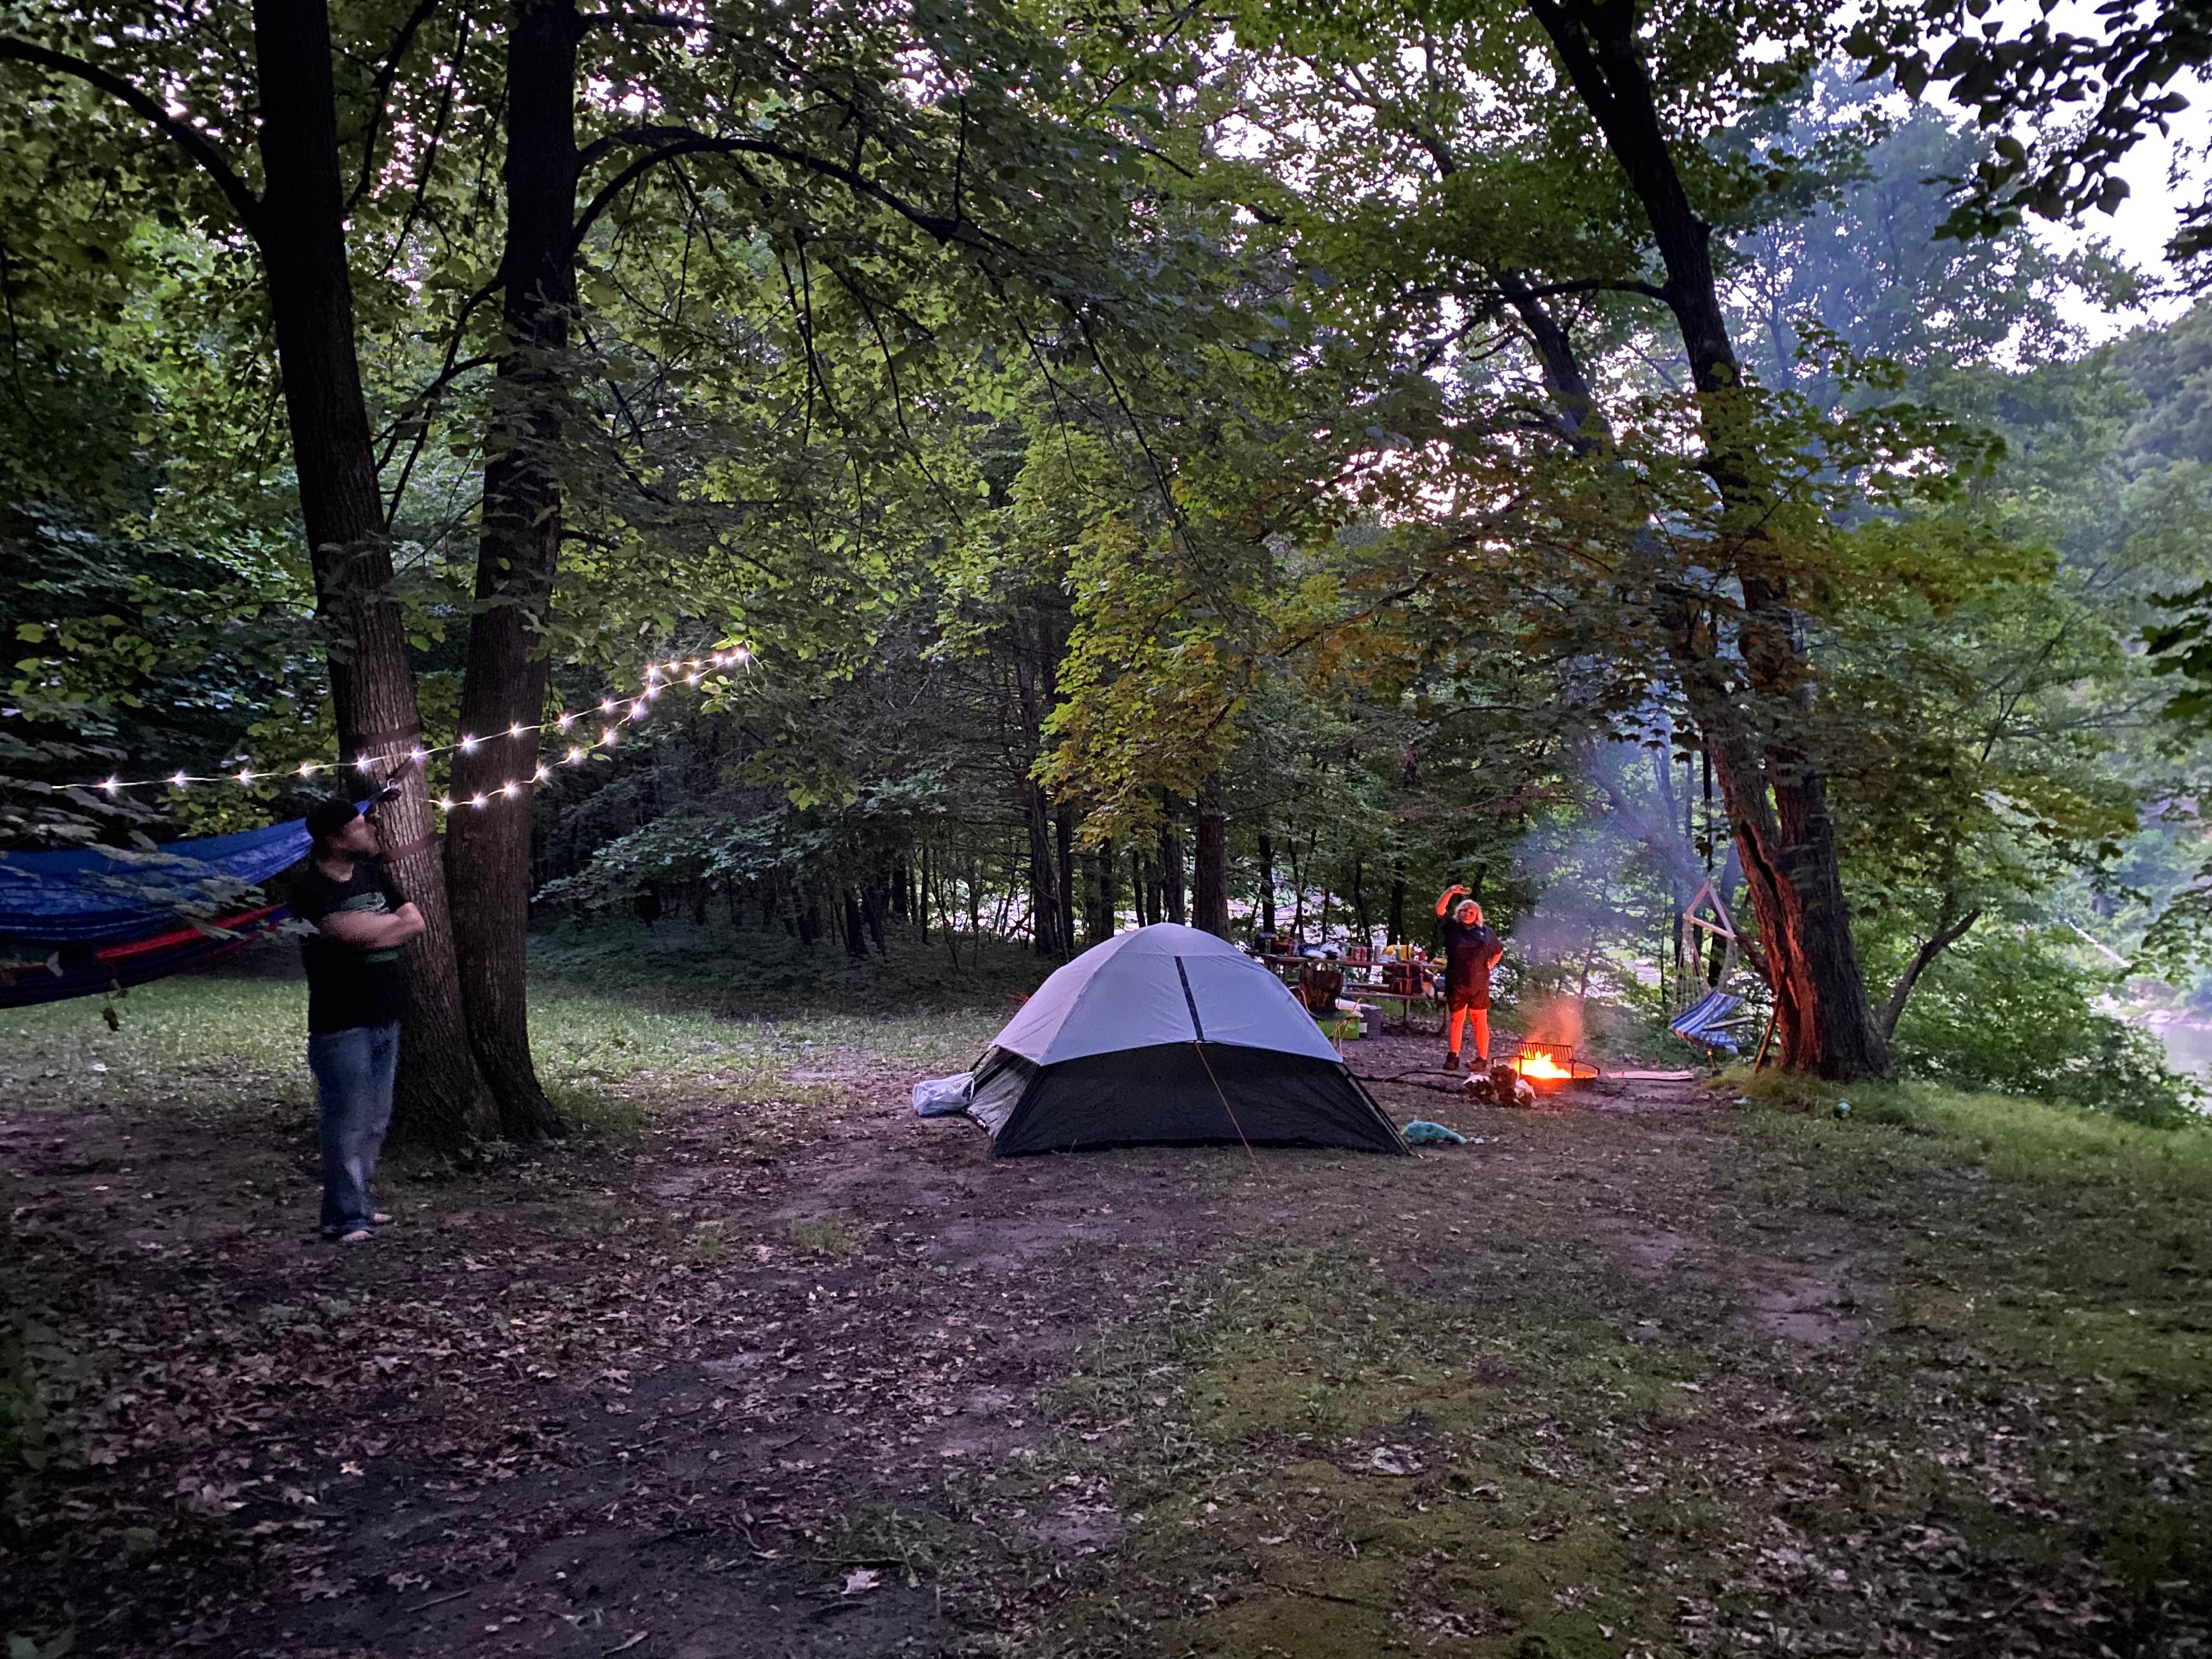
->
[573,125,1001,261]
[347,0,448,212]
[1878,907,1981,1040]
[0,36,264,239]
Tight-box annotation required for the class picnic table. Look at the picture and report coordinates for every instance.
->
[1255,953,1444,1034]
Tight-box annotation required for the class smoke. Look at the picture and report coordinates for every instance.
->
[1517,992,1585,1047]
[1502,731,1743,1032]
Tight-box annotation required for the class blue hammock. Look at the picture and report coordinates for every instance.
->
[0,818,311,945]
[1670,989,1750,1057]
[0,817,312,1007]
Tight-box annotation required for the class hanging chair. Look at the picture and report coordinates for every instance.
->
[1669,880,1759,1062]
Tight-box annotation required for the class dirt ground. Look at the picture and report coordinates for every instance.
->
[3,996,2208,1658]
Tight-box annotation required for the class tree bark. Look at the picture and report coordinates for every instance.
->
[1086,844,1118,943]
[444,0,582,1141]
[252,0,494,1146]
[1054,803,1078,958]
[1158,817,1187,926]
[1193,780,1229,938]
[1527,0,1890,1080]
[1257,830,1278,935]
[1022,778,1060,955]
[1387,865,1406,945]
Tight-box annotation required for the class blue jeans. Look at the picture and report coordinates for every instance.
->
[308,1022,399,1235]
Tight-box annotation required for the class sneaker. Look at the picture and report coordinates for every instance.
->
[1444,1049,1462,1073]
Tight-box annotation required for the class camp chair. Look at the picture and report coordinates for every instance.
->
[1670,989,1750,1061]
[1296,962,1345,1014]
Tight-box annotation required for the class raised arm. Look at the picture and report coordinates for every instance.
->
[1436,883,1466,918]
[317,904,425,950]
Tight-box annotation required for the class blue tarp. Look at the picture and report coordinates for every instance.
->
[0,817,311,945]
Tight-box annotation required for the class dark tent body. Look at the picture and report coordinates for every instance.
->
[969,924,1406,1158]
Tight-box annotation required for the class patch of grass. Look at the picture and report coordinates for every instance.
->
[1731,1069,2212,1399]
[531,915,1047,1025]
[0,978,310,1121]
[786,1215,864,1256]
[1,964,1003,1147]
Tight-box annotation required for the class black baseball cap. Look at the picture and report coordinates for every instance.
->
[304,797,361,849]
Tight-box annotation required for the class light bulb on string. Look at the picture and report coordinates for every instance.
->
[471,793,487,809]
[59,643,747,798]
[438,796,454,810]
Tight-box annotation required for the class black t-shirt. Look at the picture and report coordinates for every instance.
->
[1438,918,1503,1005]
[291,861,410,1034]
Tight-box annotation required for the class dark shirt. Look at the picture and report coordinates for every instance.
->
[291,861,410,1034]
[1439,918,1503,1005]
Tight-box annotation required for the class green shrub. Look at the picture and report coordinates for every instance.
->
[1892,931,2203,1126]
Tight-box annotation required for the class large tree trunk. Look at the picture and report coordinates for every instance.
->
[1193,778,1229,938]
[252,0,495,1146]
[1054,803,1078,958]
[1158,816,1187,926]
[1085,844,1118,944]
[1022,778,1061,955]
[1527,0,1890,1080]
[1257,830,1278,935]
[444,0,581,1142]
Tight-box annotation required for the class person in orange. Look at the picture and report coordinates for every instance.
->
[1435,884,1504,1071]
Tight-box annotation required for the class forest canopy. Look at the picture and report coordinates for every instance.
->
[5,0,2212,1135]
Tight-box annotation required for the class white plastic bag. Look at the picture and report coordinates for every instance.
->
[911,1072,974,1117]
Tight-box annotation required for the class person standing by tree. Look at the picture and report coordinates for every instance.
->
[292,798,425,1242]
[1435,884,1503,1071]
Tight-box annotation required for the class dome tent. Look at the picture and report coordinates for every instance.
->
[968,923,1407,1157]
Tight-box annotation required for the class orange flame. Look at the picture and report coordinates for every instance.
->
[1511,1045,1576,1080]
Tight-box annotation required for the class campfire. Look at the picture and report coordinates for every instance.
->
[1509,1041,1600,1091]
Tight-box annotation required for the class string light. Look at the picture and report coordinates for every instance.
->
[52,642,755,811]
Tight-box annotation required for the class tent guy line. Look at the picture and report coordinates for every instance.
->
[42,647,757,810]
